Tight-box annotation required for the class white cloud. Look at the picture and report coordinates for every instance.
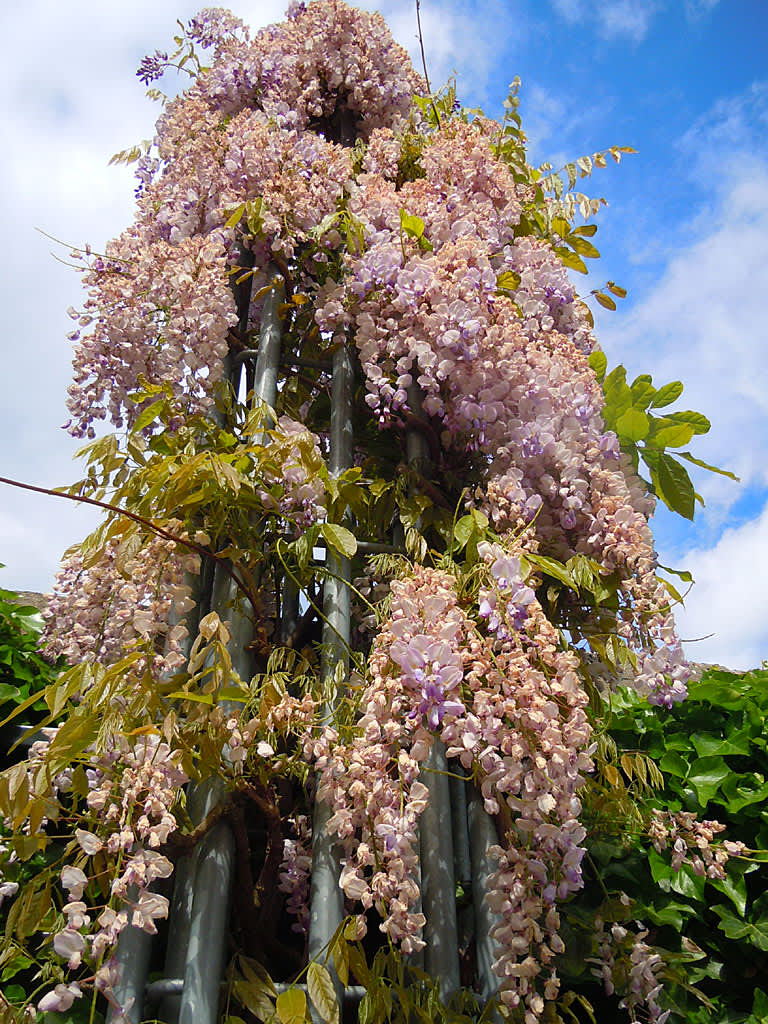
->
[597,81,768,668]
[374,0,517,101]
[548,0,720,41]
[667,499,768,671]
[549,0,661,41]
[600,83,768,525]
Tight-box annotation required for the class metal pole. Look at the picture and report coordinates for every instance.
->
[467,786,502,1009]
[155,261,283,1024]
[108,571,206,1024]
[308,343,354,1015]
[404,383,461,999]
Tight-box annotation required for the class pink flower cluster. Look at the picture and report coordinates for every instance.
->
[649,809,746,879]
[313,116,691,701]
[591,917,670,1024]
[311,566,470,953]
[257,415,327,531]
[42,523,199,678]
[185,0,422,136]
[441,543,592,1014]
[279,814,313,934]
[66,231,236,437]
[36,734,187,1014]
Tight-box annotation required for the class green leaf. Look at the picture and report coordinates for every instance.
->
[713,905,768,951]
[752,988,768,1020]
[166,691,214,705]
[650,381,684,408]
[657,563,693,583]
[659,750,689,778]
[615,408,649,442]
[496,270,521,291]
[572,223,598,237]
[132,398,166,433]
[525,553,576,589]
[276,988,307,1024]
[321,523,357,559]
[651,454,696,520]
[307,962,340,1024]
[678,450,739,480]
[665,409,710,435]
[688,756,730,805]
[399,209,425,239]
[588,351,607,381]
[453,515,474,548]
[606,280,627,298]
[711,867,748,917]
[691,730,751,757]
[629,374,656,409]
[647,420,695,449]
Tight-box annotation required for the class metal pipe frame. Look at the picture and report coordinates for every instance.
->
[124,262,283,1024]
[108,572,207,1024]
[403,383,461,999]
[467,786,502,1011]
[307,342,354,1019]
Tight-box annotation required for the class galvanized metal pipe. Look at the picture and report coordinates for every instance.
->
[420,739,461,999]
[108,571,207,1024]
[467,786,502,1008]
[308,343,353,1015]
[404,382,461,998]
[159,262,282,1024]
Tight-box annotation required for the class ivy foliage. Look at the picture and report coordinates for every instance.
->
[0,573,60,744]
[561,666,768,1024]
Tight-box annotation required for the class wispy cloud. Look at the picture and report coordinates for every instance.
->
[668,498,768,670]
[599,81,768,666]
[548,0,661,42]
[548,0,720,41]
[375,0,518,102]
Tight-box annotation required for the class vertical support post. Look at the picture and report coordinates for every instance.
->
[467,787,502,1009]
[178,777,235,1024]
[308,343,354,1011]
[420,740,461,999]
[404,383,461,999]
[108,576,207,1024]
[162,264,283,1024]
[106,909,154,1024]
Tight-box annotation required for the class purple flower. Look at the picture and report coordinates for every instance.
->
[390,635,465,729]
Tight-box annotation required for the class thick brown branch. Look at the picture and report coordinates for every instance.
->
[163,798,232,859]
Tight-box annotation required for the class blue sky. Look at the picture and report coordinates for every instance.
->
[0,0,766,667]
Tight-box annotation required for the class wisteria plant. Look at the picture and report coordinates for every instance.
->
[0,3,747,1023]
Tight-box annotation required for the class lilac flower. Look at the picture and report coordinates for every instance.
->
[389,634,465,729]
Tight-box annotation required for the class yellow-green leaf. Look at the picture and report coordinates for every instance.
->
[133,398,166,433]
[307,962,340,1024]
[569,236,600,259]
[225,203,246,229]
[594,291,616,311]
[321,523,357,559]
[276,988,307,1024]
[588,350,607,381]
[615,408,649,443]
